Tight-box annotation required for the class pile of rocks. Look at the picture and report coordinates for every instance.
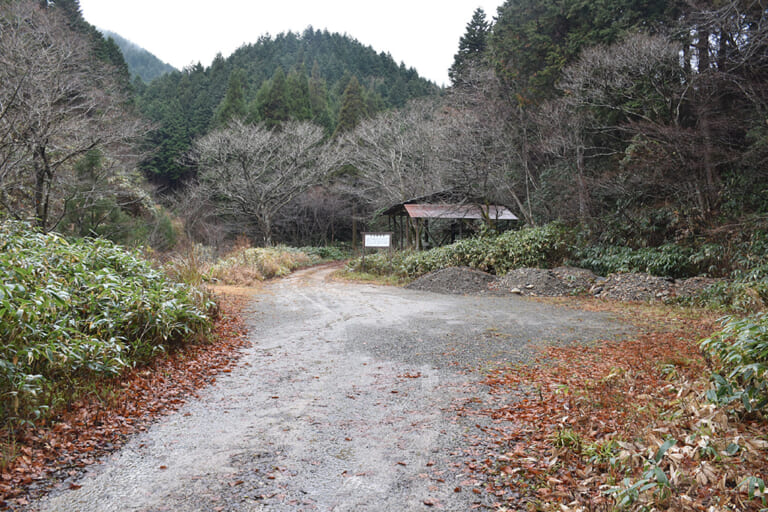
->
[491,267,594,297]
[589,273,675,301]
[406,266,723,302]
[405,266,497,295]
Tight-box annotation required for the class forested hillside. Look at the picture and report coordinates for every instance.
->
[3,2,768,509]
[102,30,177,83]
[480,0,768,246]
[328,0,767,253]
[127,0,768,255]
[136,28,439,187]
[3,0,766,258]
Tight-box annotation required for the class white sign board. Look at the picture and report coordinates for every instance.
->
[363,232,392,248]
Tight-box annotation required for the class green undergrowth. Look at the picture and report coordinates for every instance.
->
[346,223,573,279]
[0,221,214,430]
[573,243,722,279]
[345,222,768,313]
[702,312,768,415]
[297,245,351,262]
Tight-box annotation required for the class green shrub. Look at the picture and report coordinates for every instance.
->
[346,223,574,279]
[297,245,350,261]
[701,313,768,414]
[695,280,768,313]
[346,250,412,278]
[0,221,213,428]
[575,244,699,278]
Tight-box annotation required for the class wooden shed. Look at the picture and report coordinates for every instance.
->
[381,192,518,249]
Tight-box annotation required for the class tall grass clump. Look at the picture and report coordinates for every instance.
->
[163,243,217,286]
[0,221,214,429]
[209,246,316,285]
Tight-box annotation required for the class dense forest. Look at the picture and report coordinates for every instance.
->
[1,0,767,255]
[136,29,440,188]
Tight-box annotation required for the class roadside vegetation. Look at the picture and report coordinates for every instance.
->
[2,0,768,509]
[208,245,340,285]
[165,241,349,287]
[345,221,768,311]
[0,221,215,434]
[0,215,343,436]
[0,220,343,506]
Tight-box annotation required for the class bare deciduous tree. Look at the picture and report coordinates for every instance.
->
[442,64,537,224]
[0,0,145,230]
[274,186,354,246]
[559,33,684,126]
[338,98,447,211]
[192,120,336,245]
[557,31,743,219]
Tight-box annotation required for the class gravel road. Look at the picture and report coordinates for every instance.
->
[30,264,633,511]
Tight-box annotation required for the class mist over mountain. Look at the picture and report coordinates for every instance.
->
[101,30,176,83]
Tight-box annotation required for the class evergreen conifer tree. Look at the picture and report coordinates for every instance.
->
[286,65,312,121]
[213,68,248,126]
[333,76,366,137]
[308,61,332,132]
[255,67,290,129]
[449,8,490,86]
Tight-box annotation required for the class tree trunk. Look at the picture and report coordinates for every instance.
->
[518,106,536,225]
[697,28,710,72]
[33,146,52,230]
[699,115,718,215]
[259,215,273,247]
[576,145,589,222]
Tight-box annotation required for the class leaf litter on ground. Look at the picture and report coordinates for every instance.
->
[0,291,251,510]
[456,299,768,511]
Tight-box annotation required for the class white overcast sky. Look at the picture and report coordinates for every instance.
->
[77,1,503,87]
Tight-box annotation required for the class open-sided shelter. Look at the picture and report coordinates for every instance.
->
[381,191,518,249]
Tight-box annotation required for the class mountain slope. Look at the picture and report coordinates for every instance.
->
[137,28,440,186]
[102,30,176,83]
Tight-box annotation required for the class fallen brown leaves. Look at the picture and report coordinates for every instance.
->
[466,301,768,511]
[0,291,251,510]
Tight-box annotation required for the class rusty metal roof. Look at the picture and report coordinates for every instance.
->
[403,204,518,220]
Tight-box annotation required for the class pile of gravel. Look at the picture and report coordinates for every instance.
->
[405,266,496,295]
[491,268,576,297]
[407,266,723,302]
[552,266,599,290]
[590,273,676,301]
[675,276,722,299]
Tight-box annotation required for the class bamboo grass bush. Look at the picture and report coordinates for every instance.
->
[0,221,214,429]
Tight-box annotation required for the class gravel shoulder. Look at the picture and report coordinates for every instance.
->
[29,264,633,512]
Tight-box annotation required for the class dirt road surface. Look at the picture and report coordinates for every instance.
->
[30,264,632,511]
